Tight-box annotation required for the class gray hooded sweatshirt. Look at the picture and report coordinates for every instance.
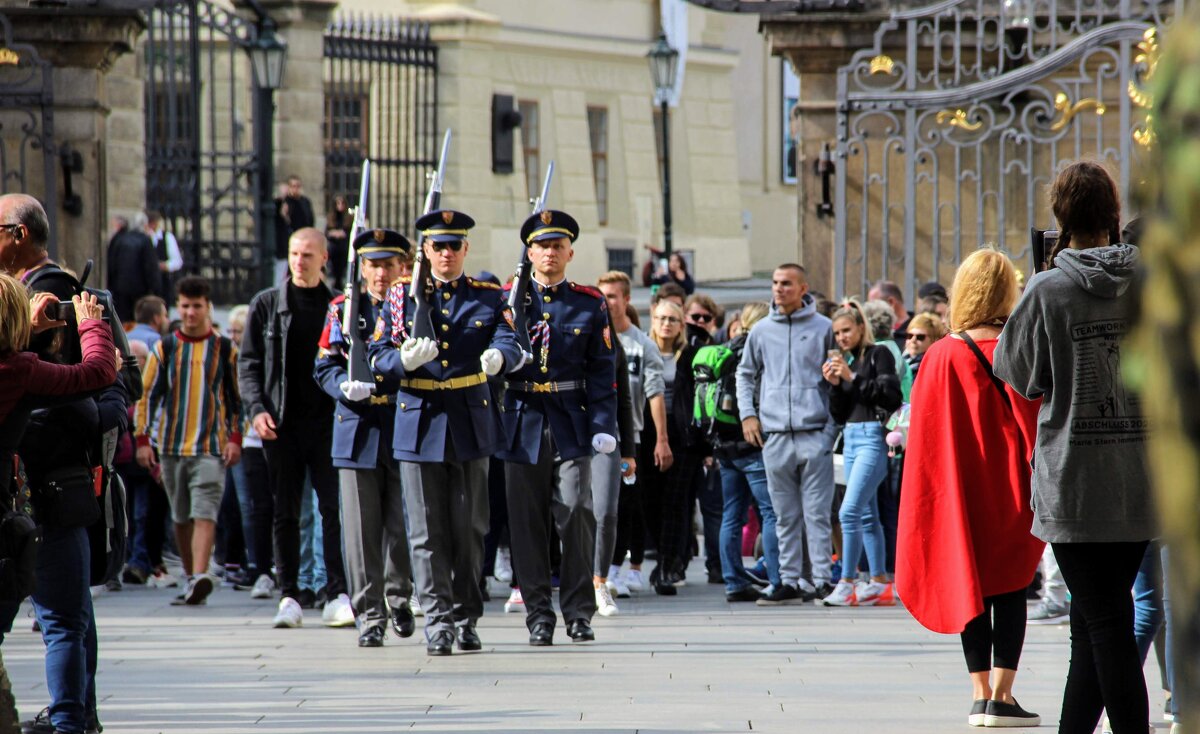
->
[994,244,1155,543]
[736,294,835,434]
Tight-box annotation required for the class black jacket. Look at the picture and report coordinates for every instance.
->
[238,280,334,427]
[829,344,903,425]
[106,228,160,322]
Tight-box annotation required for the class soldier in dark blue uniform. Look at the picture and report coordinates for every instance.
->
[367,210,523,656]
[314,228,417,648]
[500,210,618,646]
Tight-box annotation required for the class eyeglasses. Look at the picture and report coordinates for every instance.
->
[688,312,713,324]
[653,315,681,324]
[906,333,928,342]
[0,223,20,234]
[429,240,464,253]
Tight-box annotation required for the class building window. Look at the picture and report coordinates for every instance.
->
[587,106,609,226]
[323,87,369,207]
[518,100,540,201]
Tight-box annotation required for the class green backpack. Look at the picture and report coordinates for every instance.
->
[692,343,741,435]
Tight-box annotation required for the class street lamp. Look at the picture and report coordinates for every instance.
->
[249,20,287,290]
[647,32,679,261]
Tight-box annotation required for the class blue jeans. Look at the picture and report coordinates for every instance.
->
[1132,540,1163,663]
[122,468,154,574]
[31,526,96,734]
[228,462,257,571]
[718,453,780,592]
[298,477,326,593]
[1161,546,1179,718]
[838,422,888,580]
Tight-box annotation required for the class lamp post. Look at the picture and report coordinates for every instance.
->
[647,32,679,261]
[249,19,287,290]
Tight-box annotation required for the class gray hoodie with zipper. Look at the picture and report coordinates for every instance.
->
[994,244,1155,543]
[736,294,835,434]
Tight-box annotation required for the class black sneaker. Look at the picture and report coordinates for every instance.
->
[803,582,836,602]
[968,699,988,727]
[983,699,1040,727]
[20,706,52,734]
[725,587,763,603]
[755,584,804,606]
[295,588,317,609]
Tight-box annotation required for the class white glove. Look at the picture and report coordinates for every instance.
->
[400,337,438,372]
[339,380,375,402]
[520,350,534,367]
[591,433,617,455]
[480,348,504,376]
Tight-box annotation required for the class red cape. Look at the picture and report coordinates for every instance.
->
[896,337,1044,634]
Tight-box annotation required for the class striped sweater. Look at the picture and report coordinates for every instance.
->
[134,329,243,456]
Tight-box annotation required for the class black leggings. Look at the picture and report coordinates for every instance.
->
[1053,540,1149,734]
[960,588,1028,673]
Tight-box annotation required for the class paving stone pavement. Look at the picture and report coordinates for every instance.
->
[2,559,1170,734]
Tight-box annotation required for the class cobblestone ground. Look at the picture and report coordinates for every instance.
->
[2,557,1170,734]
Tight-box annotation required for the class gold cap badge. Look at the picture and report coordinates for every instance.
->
[540,211,553,226]
[442,211,454,225]
[373,229,385,242]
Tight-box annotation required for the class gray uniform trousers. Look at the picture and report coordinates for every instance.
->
[590,450,622,577]
[338,449,413,631]
[506,427,596,630]
[761,428,836,589]
[399,449,489,639]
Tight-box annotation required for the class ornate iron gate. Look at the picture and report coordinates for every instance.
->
[0,11,58,251]
[834,0,1179,300]
[145,0,262,304]
[323,17,438,230]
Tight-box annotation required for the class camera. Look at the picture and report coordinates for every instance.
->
[1030,228,1060,273]
[46,300,73,322]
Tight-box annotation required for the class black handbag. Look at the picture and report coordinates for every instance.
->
[1,454,41,603]
[32,466,100,529]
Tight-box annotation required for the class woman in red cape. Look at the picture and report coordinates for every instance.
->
[896,249,1044,728]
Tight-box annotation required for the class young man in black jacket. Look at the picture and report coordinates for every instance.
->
[239,227,349,629]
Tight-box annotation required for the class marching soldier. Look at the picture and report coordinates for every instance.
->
[314,228,417,648]
[500,210,618,646]
[367,210,522,656]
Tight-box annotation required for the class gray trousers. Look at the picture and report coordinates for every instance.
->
[400,454,489,638]
[506,429,596,630]
[339,458,413,631]
[761,429,835,588]
[590,450,621,577]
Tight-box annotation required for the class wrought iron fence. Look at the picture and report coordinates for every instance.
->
[0,11,58,251]
[324,16,438,233]
[145,0,263,304]
[834,0,1180,301]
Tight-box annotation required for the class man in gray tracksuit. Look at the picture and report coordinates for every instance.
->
[736,263,837,605]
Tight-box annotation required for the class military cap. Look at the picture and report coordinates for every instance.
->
[521,209,579,246]
[353,228,412,259]
[416,209,475,242]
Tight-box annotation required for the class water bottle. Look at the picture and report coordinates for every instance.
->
[621,461,636,485]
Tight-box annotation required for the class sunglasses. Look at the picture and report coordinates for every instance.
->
[906,333,928,342]
[429,240,464,253]
[688,312,713,324]
[653,315,682,324]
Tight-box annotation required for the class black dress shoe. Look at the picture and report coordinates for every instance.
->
[358,625,385,648]
[426,630,454,656]
[528,621,554,646]
[457,625,482,651]
[391,604,416,638]
[566,619,595,642]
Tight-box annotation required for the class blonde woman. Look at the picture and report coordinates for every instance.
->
[903,312,948,378]
[821,300,902,606]
[898,249,1042,727]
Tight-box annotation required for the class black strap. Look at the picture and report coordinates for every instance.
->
[960,332,1012,411]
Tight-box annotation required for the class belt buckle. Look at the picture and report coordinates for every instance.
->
[369,395,389,405]
[531,382,553,394]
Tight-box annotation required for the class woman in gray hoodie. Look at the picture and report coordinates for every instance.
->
[994,161,1155,734]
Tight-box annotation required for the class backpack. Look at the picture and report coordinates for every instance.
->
[26,261,144,402]
[692,343,741,436]
[88,428,126,586]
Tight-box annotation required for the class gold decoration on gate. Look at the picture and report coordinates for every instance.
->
[1129,28,1158,110]
[0,49,19,66]
[868,55,895,75]
[935,109,983,132]
[1048,93,1106,132]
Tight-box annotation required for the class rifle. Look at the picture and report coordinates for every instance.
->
[408,129,452,342]
[341,161,372,382]
[507,161,554,358]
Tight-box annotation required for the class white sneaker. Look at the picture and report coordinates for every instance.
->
[607,575,631,599]
[272,597,303,628]
[250,574,275,599]
[821,580,859,607]
[148,570,180,589]
[322,592,356,627]
[624,569,645,593]
[855,580,895,607]
[595,584,619,617]
[410,593,424,617]
[494,546,513,584]
[504,588,525,614]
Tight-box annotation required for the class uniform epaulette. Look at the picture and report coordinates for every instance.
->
[328,294,347,307]
[389,275,413,288]
[467,277,501,290]
[569,282,603,300]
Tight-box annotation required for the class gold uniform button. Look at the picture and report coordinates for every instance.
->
[375,375,383,382]
[443,292,451,300]
[543,295,551,302]
[400,402,406,409]
[441,341,449,349]
[441,359,449,367]
[441,324,450,332]
[573,328,581,335]
[475,320,483,327]
[543,312,551,320]
[483,399,488,407]
[540,366,549,373]
[442,309,450,316]
[336,415,343,422]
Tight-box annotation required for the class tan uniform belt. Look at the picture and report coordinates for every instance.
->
[507,379,586,394]
[399,371,487,391]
